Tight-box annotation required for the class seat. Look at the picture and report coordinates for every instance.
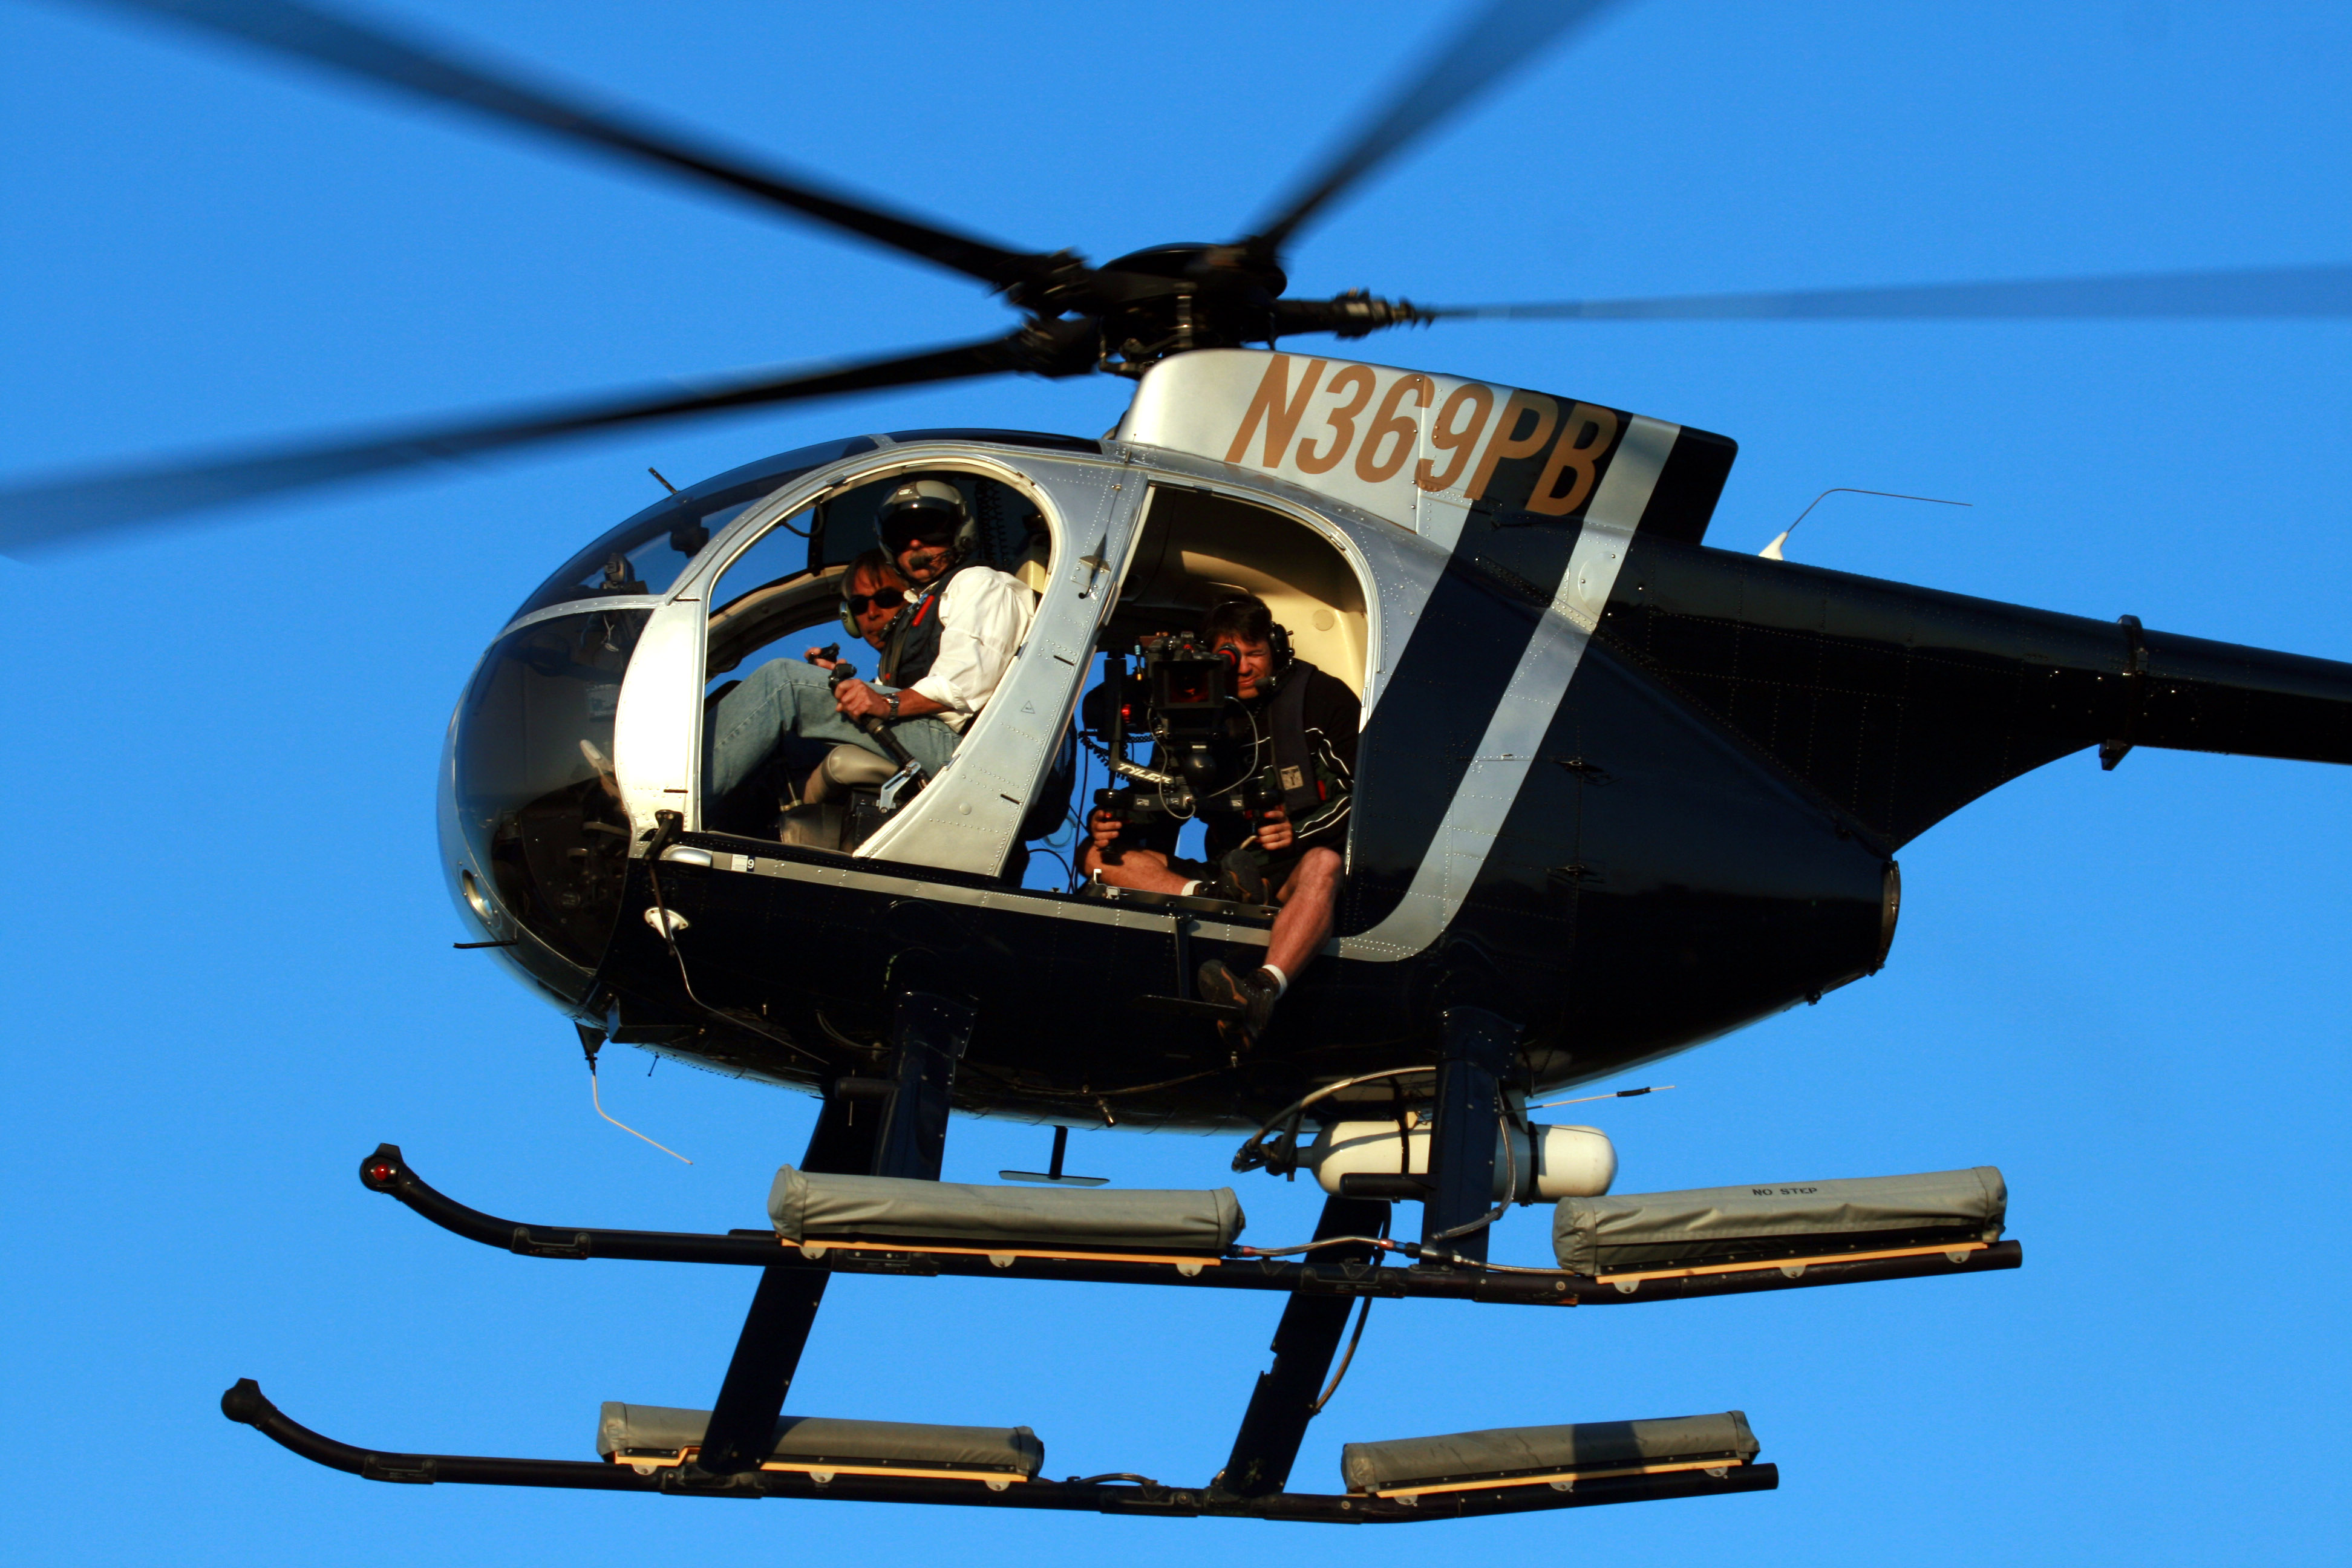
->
[1011,535,1051,597]
[775,802,846,849]
[818,743,898,791]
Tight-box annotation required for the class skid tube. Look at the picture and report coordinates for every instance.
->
[353,1143,2022,1306]
[219,1379,1775,1521]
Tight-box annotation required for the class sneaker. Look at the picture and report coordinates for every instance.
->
[1212,847,1270,906]
[1197,958,1281,1038]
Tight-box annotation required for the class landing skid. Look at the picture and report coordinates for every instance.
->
[223,999,2016,1520]
[355,1140,2022,1305]
[219,1379,1775,1522]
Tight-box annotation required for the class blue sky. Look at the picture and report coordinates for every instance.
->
[4,2,2350,1563]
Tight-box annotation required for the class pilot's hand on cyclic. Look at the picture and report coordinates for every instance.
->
[1087,809,1125,852]
[833,677,888,718]
[1255,806,1295,854]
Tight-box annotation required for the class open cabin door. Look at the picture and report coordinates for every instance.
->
[676,445,1144,879]
[661,445,1377,884]
[1112,484,1371,705]
[849,453,1135,876]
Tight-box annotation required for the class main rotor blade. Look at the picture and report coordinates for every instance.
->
[1427,264,2352,321]
[72,0,1055,292]
[0,335,1027,557]
[1246,0,1628,256]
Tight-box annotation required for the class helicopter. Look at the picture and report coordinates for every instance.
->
[8,0,2352,1531]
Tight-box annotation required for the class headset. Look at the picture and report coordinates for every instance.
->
[835,573,908,641]
[1205,596,1296,694]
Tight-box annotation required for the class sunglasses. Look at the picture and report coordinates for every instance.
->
[844,586,907,616]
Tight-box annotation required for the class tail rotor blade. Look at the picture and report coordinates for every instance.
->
[73,0,1058,292]
[0,335,1030,557]
[1245,0,1628,256]
[1426,264,2352,322]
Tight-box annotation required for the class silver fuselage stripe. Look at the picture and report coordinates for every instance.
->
[684,847,1275,948]
[1336,416,1679,962]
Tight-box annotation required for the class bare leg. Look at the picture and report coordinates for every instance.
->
[1077,841,1191,893]
[1264,847,1341,979]
[1195,847,1341,1037]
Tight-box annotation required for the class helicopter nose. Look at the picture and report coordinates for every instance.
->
[443,607,653,997]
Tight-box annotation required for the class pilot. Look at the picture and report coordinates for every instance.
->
[1081,595,1357,1037]
[704,479,1031,803]
[834,479,1033,724]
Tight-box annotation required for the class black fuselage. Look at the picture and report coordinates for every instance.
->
[575,529,2350,1131]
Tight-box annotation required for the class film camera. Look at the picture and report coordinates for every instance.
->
[1086,630,1286,837]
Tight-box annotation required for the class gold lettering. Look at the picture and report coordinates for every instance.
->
[1524,402,1621,516]
[1223,354,1328,468]
[1355,374,1434,483]
[1295,364,1376,475]
[1465,391,1560,500]
[1416,383,1495,492]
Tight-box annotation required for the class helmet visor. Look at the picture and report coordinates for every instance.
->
[878,498,964,552]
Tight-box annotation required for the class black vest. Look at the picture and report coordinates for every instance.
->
[1266,659,1333,818]
[877,560,975,688]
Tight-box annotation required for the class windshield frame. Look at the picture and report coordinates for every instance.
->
[510,436,877,621]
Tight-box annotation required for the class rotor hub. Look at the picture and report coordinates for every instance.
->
[1071,244,1292,376]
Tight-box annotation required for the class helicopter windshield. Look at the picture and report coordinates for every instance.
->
[451,607,650,966]
[512,437,876,619]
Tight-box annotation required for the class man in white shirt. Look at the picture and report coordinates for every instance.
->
[831,480,1032,738]
[702,480,1031,803]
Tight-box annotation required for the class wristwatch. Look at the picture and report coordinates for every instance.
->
[885,691,901,719]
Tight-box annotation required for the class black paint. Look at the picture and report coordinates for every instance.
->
[479,521,2352,1132]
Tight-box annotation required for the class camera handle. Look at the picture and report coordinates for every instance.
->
[1089,786,1131,866]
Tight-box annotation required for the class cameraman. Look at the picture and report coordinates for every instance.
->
[1082,596,1356,1037]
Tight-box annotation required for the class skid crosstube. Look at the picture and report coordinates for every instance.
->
[218,1379,1777,1522]
[353,1143,2024,1306]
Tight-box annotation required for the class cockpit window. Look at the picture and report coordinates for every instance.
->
[512,436,875,619]
[452,607,650,966]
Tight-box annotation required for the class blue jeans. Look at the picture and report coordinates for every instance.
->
[705,658,961,800]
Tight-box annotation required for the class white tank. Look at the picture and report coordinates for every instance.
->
[1304,1120,1616,1200]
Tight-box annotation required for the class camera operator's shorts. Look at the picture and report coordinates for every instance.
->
[1170,848,1306,906]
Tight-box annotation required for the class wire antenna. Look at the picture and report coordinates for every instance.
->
[1760,488,1970,560]
[1529,1083,1674,1110]
[577,1026,693,1163]
[589,1062,693,1164]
